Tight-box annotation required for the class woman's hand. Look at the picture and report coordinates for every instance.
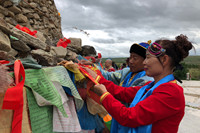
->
[91,84,107,96]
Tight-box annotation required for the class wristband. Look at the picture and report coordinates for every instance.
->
[95,75,101,82]
[100,92,110,104]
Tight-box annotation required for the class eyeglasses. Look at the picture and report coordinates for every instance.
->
[147,42,166,57]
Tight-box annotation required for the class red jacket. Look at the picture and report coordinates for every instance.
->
[99,77,185,133]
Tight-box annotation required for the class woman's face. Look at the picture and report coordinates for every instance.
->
[143,51,164,77]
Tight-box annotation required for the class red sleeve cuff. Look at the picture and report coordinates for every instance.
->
[99,75,107,84]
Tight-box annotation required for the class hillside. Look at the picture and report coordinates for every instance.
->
[102,56,200,65]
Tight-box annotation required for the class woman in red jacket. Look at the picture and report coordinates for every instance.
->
[84,34,193,133]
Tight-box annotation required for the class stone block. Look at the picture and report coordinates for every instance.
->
[3,1,13,8]
[16,14,28,23]
[31,49,56,66]
[8,5,22,14]
[33,13,40,20]
[11,40,31,52]
[5,17,17,25]
[7,11,15,17]
[51,46,67,58]
[36,31,46,42]
[65,49,77,61]
[11,27,48,50]
[0,30,11,52]
[42,7,48,13]
[7,48,18,57]
[80,45,97,57]
[29,2,37,8]
[67,38,82,53]
[0,5,8,16]
[0,13,4,18]
[0,50,8,60]
[21,7,33,14]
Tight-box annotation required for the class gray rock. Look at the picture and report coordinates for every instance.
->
[0,22,48,51]
[30,19,34,24]
[7,10,15,17]
[65,49,77,61]
[0,13,4,18]
[7,48,18,57]
[0,5,8,16]
[8,5,22,14]
[31,49,56,66]
[67,38,82,53]
[29,2,37,8]
[42,7,48,13]
[0,30,11,52]
[16,14,28,23]
[27,13,34,19]
[10,26,48,50]
[3,1,13,8]
[80,45,97,57]
[21,7,33,14]
[51,46,67,58]
[0,50,8,59]
[5,17,17,25]
[11,40,31,52]
[0,18,10,34]
[33,13,40,20]
[36,31,46,43]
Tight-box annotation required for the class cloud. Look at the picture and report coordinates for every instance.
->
[55,0,200,57]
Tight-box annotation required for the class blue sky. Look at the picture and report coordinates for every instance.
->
[54,0,200,57]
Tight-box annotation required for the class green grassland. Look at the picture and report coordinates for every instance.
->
[183,56,200,65]
[102,56,200,80]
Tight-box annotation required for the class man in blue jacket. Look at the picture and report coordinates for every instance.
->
[98,42,154,87]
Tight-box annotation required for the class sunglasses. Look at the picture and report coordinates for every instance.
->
[147,42,166,57]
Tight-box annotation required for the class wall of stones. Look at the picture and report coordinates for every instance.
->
[0,0,62,44]
[0,0,97,66]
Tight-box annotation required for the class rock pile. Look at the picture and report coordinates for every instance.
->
[0,0,97,66]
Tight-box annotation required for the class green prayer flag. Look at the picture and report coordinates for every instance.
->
[25,68,67,117]
[26,87,55,133]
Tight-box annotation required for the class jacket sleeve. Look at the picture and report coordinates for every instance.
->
[99,76,141,103]
[101,83,185,128]
[97,65,129,85]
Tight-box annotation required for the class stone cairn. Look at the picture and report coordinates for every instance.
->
[0,0,97,66]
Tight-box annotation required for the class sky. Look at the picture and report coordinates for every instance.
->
[54,0,200,58]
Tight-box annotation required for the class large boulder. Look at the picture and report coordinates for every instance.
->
[65,49,77,61]
[67,38,82,53]
[11,40,31,52]
[11,26,48,50]
[8,5,21,14]
[31,49,56,66]
[80,45,97,57]
[15,14,28,23]
[50,46,67,58]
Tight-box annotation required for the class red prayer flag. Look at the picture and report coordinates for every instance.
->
[2,60,25,133]
[15,24,37,37]
[57,37,71,48]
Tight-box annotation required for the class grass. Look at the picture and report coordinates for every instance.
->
[183,56,200,65]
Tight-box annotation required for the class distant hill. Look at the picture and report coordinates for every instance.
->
[102,56,200,65]
[183,56,200,65]
[102,57,128,64]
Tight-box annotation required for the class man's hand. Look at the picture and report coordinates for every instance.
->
[79,59,93,65]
